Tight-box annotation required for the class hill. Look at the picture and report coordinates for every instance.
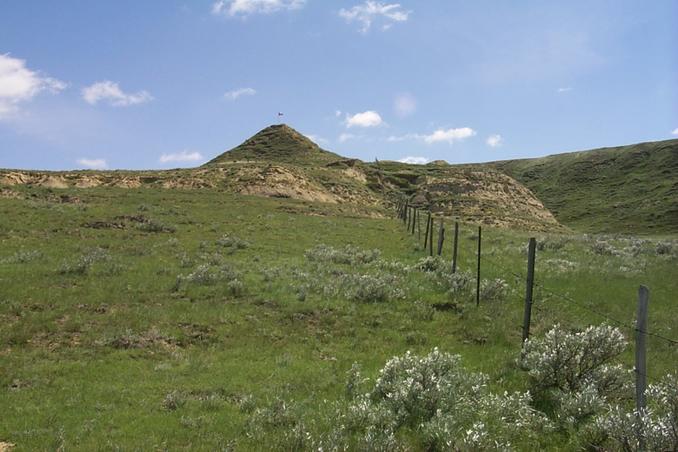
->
[491,139,678,234]
[205,124,342,166]
[0,124,561,231]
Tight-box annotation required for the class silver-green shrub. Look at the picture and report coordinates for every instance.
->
[305,244,381,265]
[520,324,630,426]
[591,373,678,451]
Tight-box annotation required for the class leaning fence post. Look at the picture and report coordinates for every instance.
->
[475,226,482,306]
[452,221,459,273]
[636,286,649,413]
[424,212,431,248]
[428,216,434,256]
[411,208,417,234]
[522,238,537,342]
[437,218,445,256]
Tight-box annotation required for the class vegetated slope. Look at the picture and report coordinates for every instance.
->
[205,124,342,166]
[491,139,678,234]
[0,124,561,231]
[368,160,561,231]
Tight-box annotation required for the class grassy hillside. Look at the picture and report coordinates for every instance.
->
[1,185,676,449]
[1,125,564,232]
[492,139,678,234]
[205,124,343,167]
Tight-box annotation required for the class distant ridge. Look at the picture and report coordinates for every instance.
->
[491,139,678,234]
[205,124,343,166]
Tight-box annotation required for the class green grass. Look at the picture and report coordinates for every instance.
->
[205,124,343,167]
[1,186,677,450]
[490,138,678,234]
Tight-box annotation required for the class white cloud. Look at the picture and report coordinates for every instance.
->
[0,54,66,119]
[339,133,357,143]
[212,0,305,16]
[159,150,204,164]
[557,87,573,93]
[671,128,678,136]
[394,93,416,118]
[387,127,476,145]
[486,134,503,147]
[77,158,108,170]
[398,156,429,165]
[82,81,152,107]
[346,110,383,128]
[339,1,410,33]
[387,133,418,142]
[224,87,256,101]
[335,110,342,117]
[423,127,476,144]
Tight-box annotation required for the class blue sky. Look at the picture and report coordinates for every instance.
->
[1,0,676,170]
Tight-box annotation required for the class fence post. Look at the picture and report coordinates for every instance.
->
[424,212,431,248]
[428,216,434,256]
[403,201,409,224]
[636,286,649,413]
[522,238,537,343]
[417,209,422,240]
[437,218,445,256]
[476,226,482,306]
[452,221,459,273]
[411,208,417,235]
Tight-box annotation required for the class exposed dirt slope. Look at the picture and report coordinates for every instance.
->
[1,125,563,231]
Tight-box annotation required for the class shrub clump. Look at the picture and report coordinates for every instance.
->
[520,324,630,427]
[216,234,249,251]
[414,256,447,273]
[590,240,619,256]
[136,219,176,233]
[0,250,43,264]
[341,348,548,449]
[479,278,509,303]
[178,263,240,287]
[58,247,111,275]
[305,244,381,265]
[655,241,673,256]
[592,373,678,451]
[343,273,400,303]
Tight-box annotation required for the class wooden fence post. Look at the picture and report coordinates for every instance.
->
[403,201,408,224]
[424,212,431,248]
[522,238,537,343]
[452,221,459,273]
[476,226,482,306]
[417,210,422,240]
[411,208,417,234]
[428,216,434,256]
[636,286,649,413]
[437,218,445,256]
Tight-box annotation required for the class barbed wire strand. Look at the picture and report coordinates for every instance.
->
[396,206,678,347]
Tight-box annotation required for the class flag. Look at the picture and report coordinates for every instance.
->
[277,112,284,117]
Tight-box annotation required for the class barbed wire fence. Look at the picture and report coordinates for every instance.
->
[394,199,677,411]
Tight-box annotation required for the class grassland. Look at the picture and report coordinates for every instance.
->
[491,138,678,234]
[1,186,677,450]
